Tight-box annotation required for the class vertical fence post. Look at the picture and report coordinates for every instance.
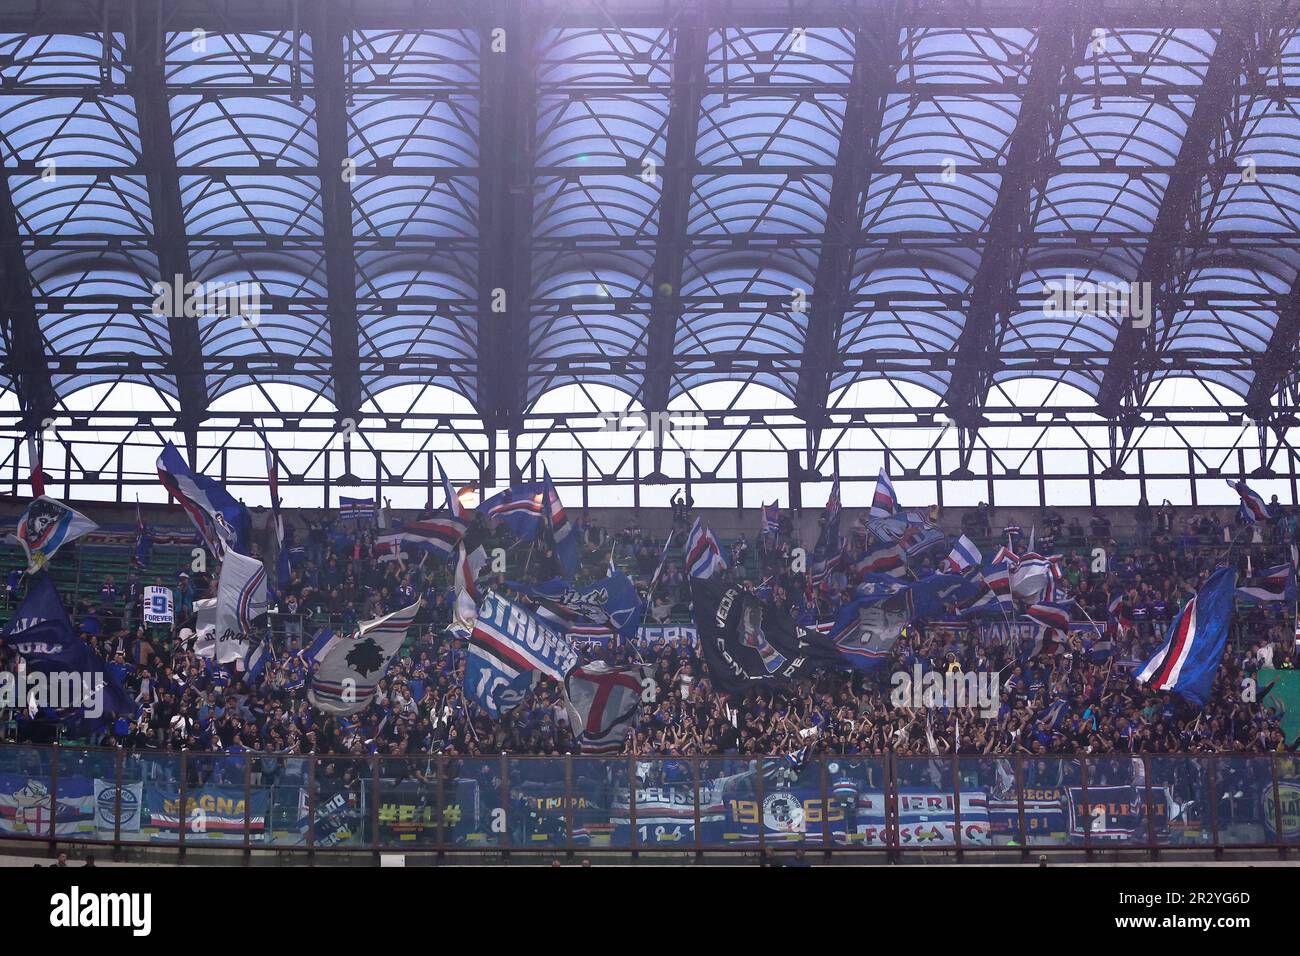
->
[754,755,766,863]
[47,742,60,856]
[371,754,381,861]
[177,749,187,862]
[1014,755,1028,862]
[243,754,253,863]
[628,754,638,860]
[306,754,317,863]
[1142,755,1156,860]
[1207,757,1221,857]
[692,756,701,859]
[1269,754,1285,859]
[499,753,510,858]
[820,755,831,861]
[114,748,125,857]
[565,754,574,858]
[951,757,963,860]
[886,751,898,862]
[1079,756,1092,859]
[436,755,446,859]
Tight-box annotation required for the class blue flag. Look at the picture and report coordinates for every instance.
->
[478,482,547,540]
[5,577,131,733]
[509,571,643,641]
[1136,566,1236,707]
[156,441,248,558]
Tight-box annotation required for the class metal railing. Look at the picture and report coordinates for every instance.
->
[0,743,1295,860]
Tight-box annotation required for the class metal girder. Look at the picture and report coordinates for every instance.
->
[476,0,537,433]
[1094,24,1251,417]
[126,0,207,433]
[310,0,363,426]
[643,3,709,415]
[941,23,1078,424]
[0,173,53,431]
[794,17,900,425]
[1246,282,1300,416]
[0,0,1281,32]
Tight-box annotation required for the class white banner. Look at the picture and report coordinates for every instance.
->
[143,586,174,624]
[213,551,269,663]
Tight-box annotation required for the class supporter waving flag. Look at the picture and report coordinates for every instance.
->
[157,440,247,558]
[869,468,898,518]
[478,481,547,539]
[307,599,423,715]
[1227,478,1271,523]
[1136,567,1236,707]
[685,516,727,578]
[942,534,981,574]
[810,472,842,588]
[1236,564,1294,603]
[15,495,98,573]
[562,662,649,753]
[543,467,579,577]
[339,496,375,522]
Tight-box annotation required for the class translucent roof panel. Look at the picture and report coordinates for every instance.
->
[0,9,1297,442]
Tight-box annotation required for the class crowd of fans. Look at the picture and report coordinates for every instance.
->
[2,494,1298,762]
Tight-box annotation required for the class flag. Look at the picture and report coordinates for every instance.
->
[211,551,269,663]
[647,531,674,595]
[374,517,467,562]
[2,571,72,636]
[437,460,470,521]
[3,576,130,732]
[307,599,422,715]
[14,495,98,573]
[243,640,271,686]
[1011,556,1058,604]
[1136,566,1237,707]
[133,497,151,568]
[1236,564,1294,603]
[450,530,489,636]
[810,473,842,588]
[542,468,579,577]
[511,571,643,641]
[191,597,218,657]
[690,579,842,693]
[854,541,906,578]
[478,481,547,539]
[1107,591,1132,636]
[906,573,981,620]
[761,501,780,535]
[302,627,341,666]
[870,468,898,518]
[827,590,910,672]
[942,535,981,574]
[562,662,649,753]
[26,432,44,497]
[156,441,247,558]
[339,496,375,522]
[471,590,580,681]
[465,640,537,718]
[262,433,289,588]
[1227,479,1271,524]
[684,517,727,579]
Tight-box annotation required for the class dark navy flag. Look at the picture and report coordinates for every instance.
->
[906,573,981,621]
[6,618,132,732]
[3,571,72,636]
[1136,566,1236,707]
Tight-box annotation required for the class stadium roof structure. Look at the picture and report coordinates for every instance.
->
[0,0,1299,511]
